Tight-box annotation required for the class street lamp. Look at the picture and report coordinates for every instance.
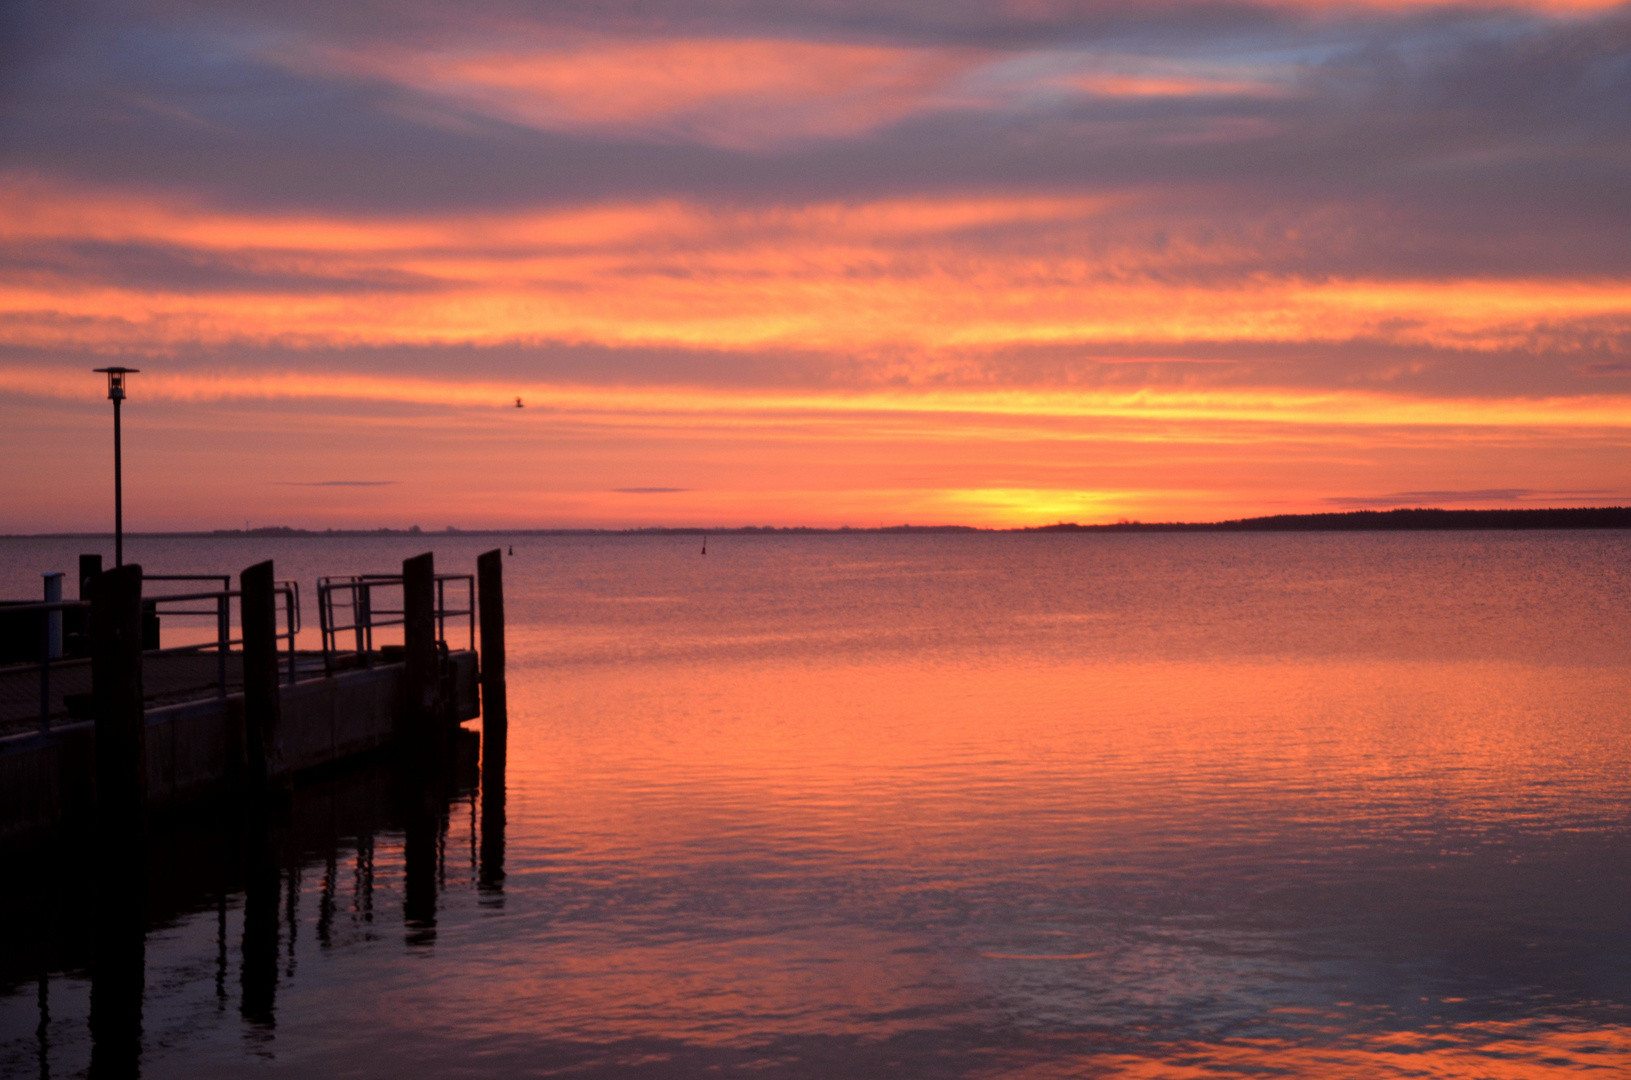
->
[92,367,139,566]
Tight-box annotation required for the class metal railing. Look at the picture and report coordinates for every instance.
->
[1,579,300,735]
[316,573,474,676]
[0,599,89,735]
[142,582,301,696]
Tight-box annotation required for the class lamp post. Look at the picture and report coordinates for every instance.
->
[92,367,138,567]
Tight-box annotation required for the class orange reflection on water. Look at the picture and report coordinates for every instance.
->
[1039,1022,1631,1078]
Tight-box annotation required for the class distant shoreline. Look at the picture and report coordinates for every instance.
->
[7,506,1631,539]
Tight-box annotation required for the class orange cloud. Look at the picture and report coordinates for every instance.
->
[2,176,1627,358]
[8,363,1631,432]
[295,38,982,147]
[1264,0,1622,9]
[1069,74,1287,98]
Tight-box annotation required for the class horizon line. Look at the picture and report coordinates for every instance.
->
[6,505,1631,540]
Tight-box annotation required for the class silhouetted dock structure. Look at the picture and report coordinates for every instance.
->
[0,550,507,846]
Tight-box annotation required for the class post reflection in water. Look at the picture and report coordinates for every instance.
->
[35,974,49,1080]
[401,785,441,949]
[317,853,337,949]
[479,695,507,905]
[213,893,227,1012]
[239,815,279,1038]
[87,829,144,1080]
[355,831,374,928]
[283,867,300,980]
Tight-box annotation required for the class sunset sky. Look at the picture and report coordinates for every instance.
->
[2,0,1628,530]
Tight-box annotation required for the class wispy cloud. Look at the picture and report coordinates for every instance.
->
[1325,488,1617,507]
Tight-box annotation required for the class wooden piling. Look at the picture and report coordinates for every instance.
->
[401,552,439,752]
[476,548,507,768]
[91,563,146,820]
[88,563,148,1072]
[241,560,285,794]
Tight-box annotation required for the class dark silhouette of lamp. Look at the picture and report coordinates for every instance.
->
[93,367,139,566]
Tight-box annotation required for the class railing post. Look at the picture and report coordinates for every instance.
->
[38,605,51,735]
[283,586,298,686]
[357,581,372,665]
[241,560,286,795]
[91,563,146,820]
[38,572,63,732]
[43,572,63,659]
[216,592,229,698]
[402,552,440,753]
[476,549,507,772]
[319,580,334,676]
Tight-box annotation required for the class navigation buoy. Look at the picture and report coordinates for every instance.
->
[701,534,707,556]
[515,397,524,408]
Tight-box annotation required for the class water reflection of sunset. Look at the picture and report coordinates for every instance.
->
[2,532,1628,1075]
[454,533,1631,1062]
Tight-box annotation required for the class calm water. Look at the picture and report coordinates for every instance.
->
[2,531,1630,1077]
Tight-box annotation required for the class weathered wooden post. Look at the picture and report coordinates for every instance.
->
[241,560,286,794]
[476,548,508,899]
[401,552,439,753]
[477,548,507,769]
[88,562,149,1079]
[67,553,102,656]
[91,563,146,820]
[88,560,148,1076]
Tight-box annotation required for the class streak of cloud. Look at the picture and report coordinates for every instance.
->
[1325,488,1619,507]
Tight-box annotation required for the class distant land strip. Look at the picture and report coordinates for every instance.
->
[9,507,1631,539]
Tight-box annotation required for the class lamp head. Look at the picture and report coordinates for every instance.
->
[93,366,139,401]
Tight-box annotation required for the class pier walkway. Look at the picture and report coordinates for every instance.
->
[0,551,504,847]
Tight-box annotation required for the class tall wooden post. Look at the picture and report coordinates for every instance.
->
[89,561,148,1076]
[401,552,439,753]
[241,560,285,794]
[476,549,508,898]
[91,563,146,820]
[476,549,507,769]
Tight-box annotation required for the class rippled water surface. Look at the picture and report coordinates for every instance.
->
[3,531,1630,1077]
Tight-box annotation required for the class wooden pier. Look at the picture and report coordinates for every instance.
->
[0,550,504,847]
